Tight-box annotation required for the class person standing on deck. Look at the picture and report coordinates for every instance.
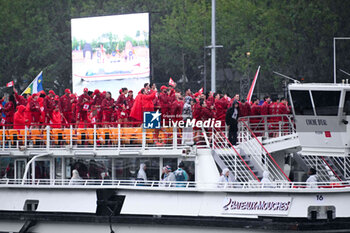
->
[101,92,114,125]
[76,88,92,127]
[174,162,189,187]
[225,101,240,146]
[43,90,55,124]
[60,89,73,125]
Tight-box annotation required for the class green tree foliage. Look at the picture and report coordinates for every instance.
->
[0,0,349,96]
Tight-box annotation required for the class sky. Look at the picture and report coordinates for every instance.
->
[71,13,149,42]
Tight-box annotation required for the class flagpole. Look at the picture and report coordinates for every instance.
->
[246,66,261,102]
[21,71,43,95]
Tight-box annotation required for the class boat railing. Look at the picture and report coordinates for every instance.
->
[0,122,210,151]
[210,127,261,182]
[1,178,349,190]
[238,120,291,182]
[238,114,295,140]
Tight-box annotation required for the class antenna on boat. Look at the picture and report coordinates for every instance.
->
[273,71,301,84]
[339,69,350,77]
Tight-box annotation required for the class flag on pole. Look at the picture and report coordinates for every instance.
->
[6,81,14,87]
[198,88,203,94]
[169,77,176,87]
[22,71,43,95]
[246,66,261,103]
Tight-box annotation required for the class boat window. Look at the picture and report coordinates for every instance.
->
[15,159,26,179]
[343,91,350,115]
[290,90,314,115]
[181,161,195,182]
[0,157,14,179]
[34,160,51,179]
[55,158,62,179]
[311,91,340,116]
[65,158,112,179]
[163,158,178,171]
[114,158,159,181]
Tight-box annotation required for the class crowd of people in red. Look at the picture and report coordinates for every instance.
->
[0,83,290,130]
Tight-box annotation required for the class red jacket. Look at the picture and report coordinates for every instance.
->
[251,103,261,115]
[199,106,214,121]
[192,102,201,120]
[60,94,72,113]
[159,92,170,117]
[78,93,92,111]
[278,103,290,115]
[206,96,215,107]
[102,97,115,113]
[51,109,62,128]
[215,98,229,120]
[126,96,134,110]
[93,93,104,107]
[14,105,27,129]
[141,91,156,113]
[261,102,270,115]
[4,101,15,123]
[130,91,156,121]
[240,102,251,117]
[170,99,183,121]
[44,96,55,114]
[115,94,127,109]
[14,92,27,106]
[268,102,278,115]
[130,92,143,121]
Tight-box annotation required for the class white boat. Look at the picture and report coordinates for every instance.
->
[1,83,350,232]
[73,61,150,81]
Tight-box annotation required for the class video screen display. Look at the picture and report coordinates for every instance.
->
[71,13,150,94]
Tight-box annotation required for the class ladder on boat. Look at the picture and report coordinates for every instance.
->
[210,128,260,183]
[237,120,290,182]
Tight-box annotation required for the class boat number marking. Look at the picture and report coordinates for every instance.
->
[316,195,324,202]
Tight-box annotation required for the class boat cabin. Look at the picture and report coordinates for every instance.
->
[289,83,350,156]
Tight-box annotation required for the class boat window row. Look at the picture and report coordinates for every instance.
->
[0,157,195,182]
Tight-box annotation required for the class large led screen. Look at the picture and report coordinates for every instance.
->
[71,13,150,94]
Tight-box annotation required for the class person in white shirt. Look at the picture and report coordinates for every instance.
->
[218,168,241,188]
[69,169,82,185]
[261,170,274,188]
[137,163,147,181]
[160,165,176,187]
[306,168,318,188]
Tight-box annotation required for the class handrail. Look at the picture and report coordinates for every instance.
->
[239,114,295,139]
[320,156,342,181]
[0,125,210,151]
[240,120,291,182]
[215,128,261,182]
[1,178,350,190]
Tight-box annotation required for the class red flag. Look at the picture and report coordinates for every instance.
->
[169,77,176,87]
[246,66,261,103]
[198,88,203,94]
[6,81,14,87]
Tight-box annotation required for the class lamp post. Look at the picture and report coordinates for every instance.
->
[240,51,251,100]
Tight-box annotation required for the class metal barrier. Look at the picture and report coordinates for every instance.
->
[238,120,291,182]
[210,127,260,183]
[239,114,295,139]
[0,178,349,190]
[0,124,209,151]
